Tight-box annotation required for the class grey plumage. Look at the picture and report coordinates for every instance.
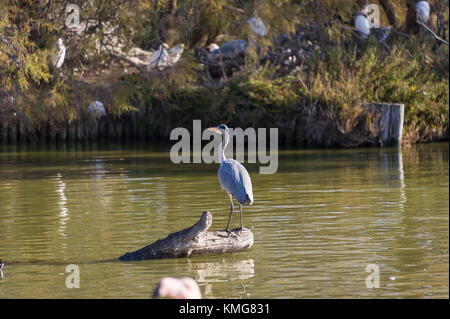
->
[218,159,253,205]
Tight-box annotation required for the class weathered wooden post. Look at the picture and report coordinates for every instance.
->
[366,103,404,147]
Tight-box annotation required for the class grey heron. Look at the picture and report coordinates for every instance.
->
[152,277,201,299]
[208,124,254,231]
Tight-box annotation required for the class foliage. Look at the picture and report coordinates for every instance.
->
[0,0,448,145]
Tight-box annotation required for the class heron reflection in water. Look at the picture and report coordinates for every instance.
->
[208,124,254,231]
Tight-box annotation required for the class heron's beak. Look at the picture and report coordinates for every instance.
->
[207,127,222,134]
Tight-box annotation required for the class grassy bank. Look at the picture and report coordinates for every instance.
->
[0,0,448,146]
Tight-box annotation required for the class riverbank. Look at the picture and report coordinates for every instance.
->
[0,1,448,147]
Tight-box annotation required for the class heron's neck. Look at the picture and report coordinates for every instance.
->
[219,132,229,165]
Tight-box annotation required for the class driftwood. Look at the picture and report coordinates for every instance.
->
[118,211,254,261]
[416,20,449,46]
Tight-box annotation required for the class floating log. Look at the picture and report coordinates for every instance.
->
[366,103,404,147]
[118,211,254,261]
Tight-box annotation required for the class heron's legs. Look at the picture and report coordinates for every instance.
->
[225,193,234,232]
[239,204,243,229]
[239,204,249,230]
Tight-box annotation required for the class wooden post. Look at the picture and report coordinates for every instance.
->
[366,103,404,147]
[118,211,254,261]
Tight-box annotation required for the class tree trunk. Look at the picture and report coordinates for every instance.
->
[118,211,254,261]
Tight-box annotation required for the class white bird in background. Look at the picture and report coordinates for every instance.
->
[148,43,184,70]
[355,4,371,38]
[87,101,106,118]
[152,277,202,299]
[415,1,430,23]
[148,43,169,69]
[52,38,66,69]
[247,16,267,37]
[208,43,220,54]
[168,43,184,65]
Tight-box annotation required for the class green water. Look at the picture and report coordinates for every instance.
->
[0,143,448,298]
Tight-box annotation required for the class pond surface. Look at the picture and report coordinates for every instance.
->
[0,142,448,298]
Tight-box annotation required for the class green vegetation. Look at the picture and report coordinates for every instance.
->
[0,0,448,146]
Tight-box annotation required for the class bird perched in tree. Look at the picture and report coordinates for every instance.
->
[415,1,430,23]
[87,101,106,118]
[216,40,248,57]
[405,0,431,33]
[207,43,220,54]
[152,277,201,299]
[208,124,254,231]
[51,38,66,69]
[355,2,371,38]
[148,43,184,70]
[247,16,267,37]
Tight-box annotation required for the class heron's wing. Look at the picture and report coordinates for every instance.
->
[218,160,253,204]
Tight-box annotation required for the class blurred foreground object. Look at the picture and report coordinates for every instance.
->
[153,277,201,299]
